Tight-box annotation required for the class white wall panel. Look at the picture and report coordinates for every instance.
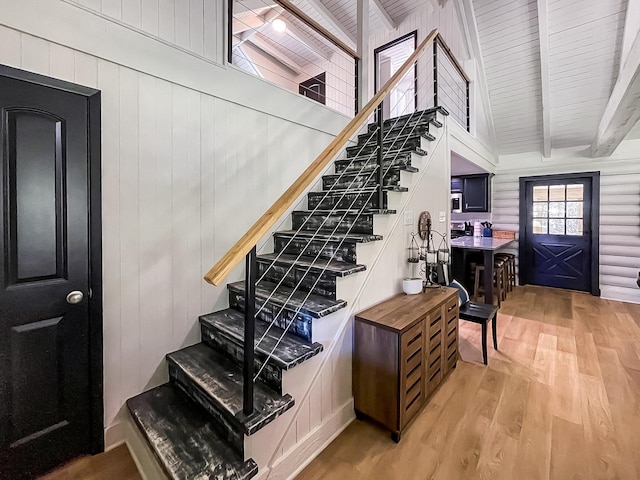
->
[492,147,640,305]
[67,0,222,64]
[0,18,353,438]
[472,0,541,155]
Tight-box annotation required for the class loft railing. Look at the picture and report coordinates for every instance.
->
[207,29,470,415]
[433,34,471,131]
[229,0,360,116]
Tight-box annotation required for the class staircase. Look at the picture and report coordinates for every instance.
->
[126,108,446,480]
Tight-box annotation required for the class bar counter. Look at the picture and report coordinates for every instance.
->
[450,236,516,304]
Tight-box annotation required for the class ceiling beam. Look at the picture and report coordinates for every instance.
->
[246,36,304,75]
[591,32,640,157]
[286,22,331,61]
[303,0,357,46]
[371,0,397,31]
[235,7,329,61]
[234,1,277,14]
[536,0,552,158]
[234,8,279,47]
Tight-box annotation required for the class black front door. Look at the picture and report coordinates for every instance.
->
[520,173,600,294]
[0,71,99,479]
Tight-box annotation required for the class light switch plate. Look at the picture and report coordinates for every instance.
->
[439,211,446,222]
[404,211,413,226]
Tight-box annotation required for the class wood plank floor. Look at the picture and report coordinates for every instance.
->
[37,444,141,480]
[296,285,640,480]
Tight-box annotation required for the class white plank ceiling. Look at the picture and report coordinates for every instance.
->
[473,0,627,155]
[234,0,630,156]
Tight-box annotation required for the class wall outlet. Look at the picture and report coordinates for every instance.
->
[439,211,446,223]
[404,211,413,226]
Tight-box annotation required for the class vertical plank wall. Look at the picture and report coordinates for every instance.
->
[0,2,475,473]
[70,0,221,64]
[0,21,343,434]
[491,151,640,304]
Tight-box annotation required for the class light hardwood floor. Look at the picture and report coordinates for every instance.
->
[296,285,640,480]
[37,444,141,480]
[36,286,640,480]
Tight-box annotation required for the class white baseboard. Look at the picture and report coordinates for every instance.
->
[104,420,126,451]
[262,399,355,480]
[122,413,169,480]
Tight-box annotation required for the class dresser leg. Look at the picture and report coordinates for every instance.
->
[391,431,401,443]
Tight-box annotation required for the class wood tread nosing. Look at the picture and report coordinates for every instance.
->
[167,344,295,436]
[126,384,258,480]
[200,308,324,371]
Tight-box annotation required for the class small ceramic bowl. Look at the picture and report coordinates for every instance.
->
[402,278,423,295]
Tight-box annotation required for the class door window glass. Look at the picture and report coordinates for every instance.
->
[532,183,584,236]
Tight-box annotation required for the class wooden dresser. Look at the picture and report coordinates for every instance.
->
[353,287,459,442]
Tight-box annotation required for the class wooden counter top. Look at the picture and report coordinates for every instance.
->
[355,287,458,333]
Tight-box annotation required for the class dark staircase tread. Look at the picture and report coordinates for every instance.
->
[274,229,383,243]
[357,130,435,144]
[167,344,294,435]
[200,308,323,370]
[229,280,347,319]
[323,165,417,181]
[257,253,366,277]
[334,151,414,164]
[311,186,408,194]
[339,164,419,174]
[292,208,397,215]
[127,384,258,480]
[346,146,428,158]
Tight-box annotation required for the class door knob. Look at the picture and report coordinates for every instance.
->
[66,290,84,304]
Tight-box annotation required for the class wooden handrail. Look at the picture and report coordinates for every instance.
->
[273,0,359,59]
[204,28,439,286]
[434,33,470,84]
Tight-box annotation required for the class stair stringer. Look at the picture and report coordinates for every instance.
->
[245,113,451,480]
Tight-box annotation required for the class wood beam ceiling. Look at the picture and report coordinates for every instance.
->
[591,32,640,157]
[371,0,397,31]
[303,0,357,46]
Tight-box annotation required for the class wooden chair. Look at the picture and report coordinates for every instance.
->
[473,262,505,306]
[495,252,516,292]
[450,281,499,365]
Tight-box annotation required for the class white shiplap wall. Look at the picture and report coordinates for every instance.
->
[0,7,349,446]
[70,0,222,64]
[491,144,640,305]
[548,0,626,148]
[472,0,543,155]
[0,1,464,476]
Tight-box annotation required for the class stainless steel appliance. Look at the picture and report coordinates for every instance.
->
[451,193,462,213]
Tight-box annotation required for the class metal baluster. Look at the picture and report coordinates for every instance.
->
[433,37,438,108]
[227,0,233,65]
[376,102,384,210]
[243,246,256,415]
[466,79,470,132]
[355,58,360,115]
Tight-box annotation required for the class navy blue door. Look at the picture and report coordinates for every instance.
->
[521,176,596,293]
